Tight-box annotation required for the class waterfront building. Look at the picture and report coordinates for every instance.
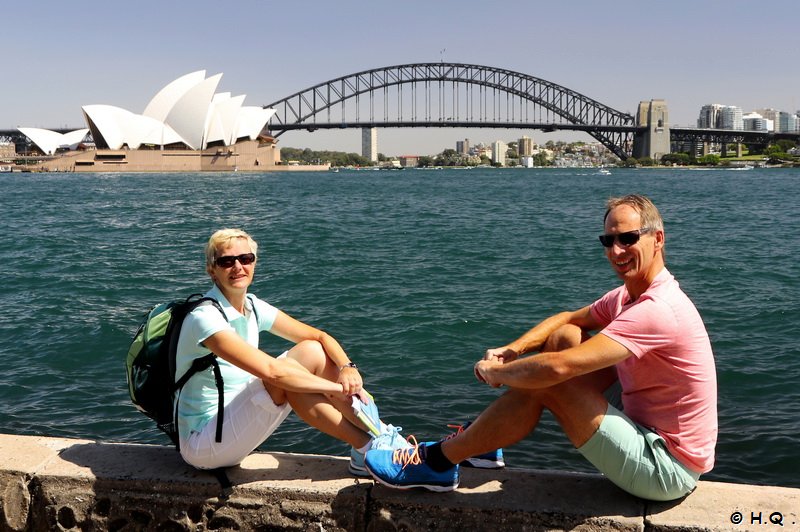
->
[0,141,16,159]
[518,135,534,157]
[362,128,378,162]
[697,104,724,128]
[17,70,283,172]
[719,106,743,130]
[777,112,798,133]
[742,112,769,132]
[399,155,419,168]
[697,103,743,130]
[755,108,780,132]
[491,140,507,166]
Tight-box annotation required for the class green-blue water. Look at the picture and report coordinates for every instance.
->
[1,167,798,488]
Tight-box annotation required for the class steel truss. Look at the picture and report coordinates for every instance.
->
[265,63,637,159]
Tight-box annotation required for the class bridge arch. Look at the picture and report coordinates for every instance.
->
[265,62,637,159]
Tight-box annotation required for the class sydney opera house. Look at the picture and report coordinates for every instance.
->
[18,71,284,172]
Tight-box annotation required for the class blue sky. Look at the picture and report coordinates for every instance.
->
[4,0,797,155]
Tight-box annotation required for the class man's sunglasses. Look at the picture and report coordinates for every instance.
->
[215,253,256,268]
[598,228,652,248]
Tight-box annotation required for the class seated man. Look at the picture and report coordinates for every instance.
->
[365,194,717,501]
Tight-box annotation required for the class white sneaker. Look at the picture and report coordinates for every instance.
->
[371,424,412,452]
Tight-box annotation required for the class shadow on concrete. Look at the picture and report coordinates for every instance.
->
[52,441,371,530]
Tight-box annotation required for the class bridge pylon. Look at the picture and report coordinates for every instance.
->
[632,100,670,162]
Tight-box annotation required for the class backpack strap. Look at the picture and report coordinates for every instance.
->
[171,296,228,448]
[246,293,260,324]
[174,353,225,443]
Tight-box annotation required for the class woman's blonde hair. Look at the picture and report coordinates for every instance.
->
[204,228,258,269]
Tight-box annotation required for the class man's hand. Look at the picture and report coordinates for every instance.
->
[474,359,503,387]
[484,346,519,364]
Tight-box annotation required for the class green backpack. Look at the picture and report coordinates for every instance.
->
[125,294,227,447]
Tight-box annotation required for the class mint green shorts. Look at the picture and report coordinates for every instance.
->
[577,384,700,501]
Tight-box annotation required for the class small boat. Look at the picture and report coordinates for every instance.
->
[597,168,611,175]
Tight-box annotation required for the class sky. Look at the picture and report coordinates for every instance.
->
[4,0,798,156]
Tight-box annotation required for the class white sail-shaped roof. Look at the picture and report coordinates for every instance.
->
[82,105,184,150]
[21,71,276,154]
[235,107,277,141]
[18,127,89,154]
[163,73,222,150]
[143,70,206,122]
[206,93,246,146]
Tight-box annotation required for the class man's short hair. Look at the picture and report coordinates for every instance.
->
[604,194,664,233]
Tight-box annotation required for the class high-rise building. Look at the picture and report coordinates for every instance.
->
[362,128,377,161]
[456,138,470,155]
[491,140,507,166]
[518,135,534,157]
[719,106,743,130]
[755,109,780,131]
[778,112,799,133]
[697,104,724,128]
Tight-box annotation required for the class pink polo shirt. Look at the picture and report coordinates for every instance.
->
[590,268,717,473]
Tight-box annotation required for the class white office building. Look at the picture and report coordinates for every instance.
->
[742,112,769,131]
[719,106,743,130]
[362,128,378,161]
[492,140,507,166]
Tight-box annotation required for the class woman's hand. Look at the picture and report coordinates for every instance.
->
[337,366,363,396]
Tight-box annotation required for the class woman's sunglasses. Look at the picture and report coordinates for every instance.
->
[215,253,256,268]
[598,228,652,248]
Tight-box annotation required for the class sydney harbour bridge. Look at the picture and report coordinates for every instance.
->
[262,63,799,160]
[4,62,798,160]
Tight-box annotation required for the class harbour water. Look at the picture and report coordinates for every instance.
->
[1,166,798,489]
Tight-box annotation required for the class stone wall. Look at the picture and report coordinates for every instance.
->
[0,434,797,531]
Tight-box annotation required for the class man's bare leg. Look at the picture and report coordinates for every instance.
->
[441,324,615,464]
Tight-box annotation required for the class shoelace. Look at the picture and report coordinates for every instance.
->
[445,423,466,440]
[392,435,422,468]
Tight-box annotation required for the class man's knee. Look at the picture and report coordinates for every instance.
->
[543,324,587,352]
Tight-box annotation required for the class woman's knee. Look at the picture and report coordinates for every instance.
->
[287,340,327,373]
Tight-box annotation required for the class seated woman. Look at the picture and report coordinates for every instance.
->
[175,228,405,475]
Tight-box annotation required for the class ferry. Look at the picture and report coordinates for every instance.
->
[0,164,13,173]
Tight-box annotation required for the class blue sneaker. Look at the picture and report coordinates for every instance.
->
[350,424,410,477]
[348,447,370,477]
[365,436,459,492]
[445,423,505,469]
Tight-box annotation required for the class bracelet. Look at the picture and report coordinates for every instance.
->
[339,362,358,371]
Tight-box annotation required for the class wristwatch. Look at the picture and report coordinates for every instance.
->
[339,362,358,371]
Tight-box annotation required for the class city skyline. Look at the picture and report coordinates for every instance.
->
[3,0,798,156]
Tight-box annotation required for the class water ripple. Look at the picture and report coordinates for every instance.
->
[2,168,798,488]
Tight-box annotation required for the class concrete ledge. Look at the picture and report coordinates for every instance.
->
[0,434,797,531]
